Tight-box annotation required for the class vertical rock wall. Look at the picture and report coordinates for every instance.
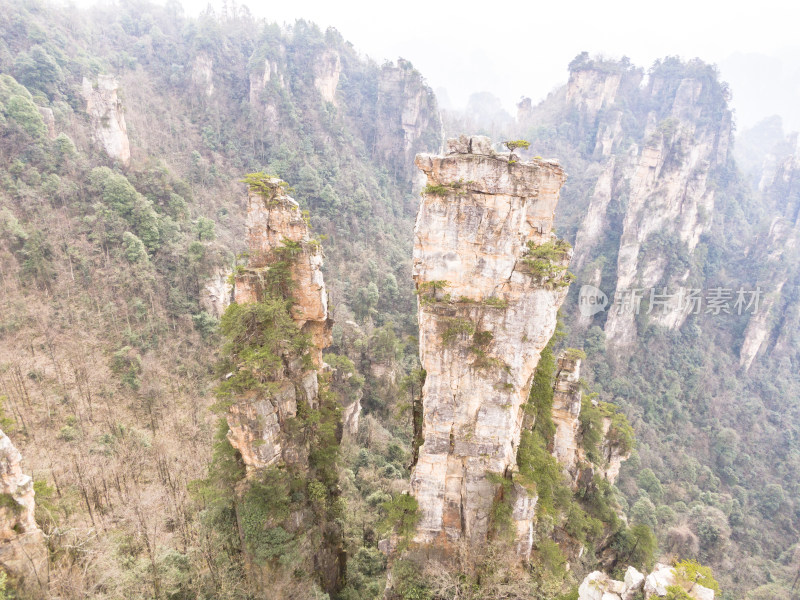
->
[409,135,572,547]
[81,75,131,166]
[0,429,47,596]
[226,178,332,471]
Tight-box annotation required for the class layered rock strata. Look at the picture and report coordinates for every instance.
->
[409,135,572,547]
[0,429,48,595]
[226,178,333,471]
[81,75,131,166]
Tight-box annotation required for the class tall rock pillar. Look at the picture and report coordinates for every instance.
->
[410,136,572,547]
[226,177,332,471]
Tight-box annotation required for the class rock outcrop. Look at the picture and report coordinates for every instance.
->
[374,59,441,184]
[226,178,333,471]
[565,58,732,349]
[201,267,233,319]
[0,429,48,595]
[579,567,644,600]
[738,140,800,370]
[191,54,214,97]
[409,135,571,548]
[578,564,715,600]
[551,353,630,486]
[81,75,131,166]
[552,354,583,478]
[313,49,340,103]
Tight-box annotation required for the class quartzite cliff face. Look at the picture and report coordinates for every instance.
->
[0,429,47,595]
[226,178,333,471]
[81,75,131,166]
[410,135,571,547]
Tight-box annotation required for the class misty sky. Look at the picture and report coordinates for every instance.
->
[81,0,800,132]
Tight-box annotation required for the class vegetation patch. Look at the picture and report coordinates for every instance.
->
[521,239,574,287]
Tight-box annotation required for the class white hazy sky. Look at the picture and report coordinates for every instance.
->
[80,0,800,130]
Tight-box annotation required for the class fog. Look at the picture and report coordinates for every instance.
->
[78,0,800,133]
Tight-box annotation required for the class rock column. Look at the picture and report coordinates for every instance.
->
[410,135,572,546]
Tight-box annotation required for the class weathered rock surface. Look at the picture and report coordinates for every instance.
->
[580,564,714,600]
[226,178,335,471]
[201,267,233,319]
[191,53,214,96]
[644,563,714,600]
[36,106,56,139]
[738,143,800,370]
[409,135,571,547]
[235,178,330,366]
[551,353,629,487]
[81,75,131,166]
[0,429,48,595]
[566,59,732,349]
[552,354,583,477]
[566,65,623,120]
[314,49,340,103]
[374,59,441,184]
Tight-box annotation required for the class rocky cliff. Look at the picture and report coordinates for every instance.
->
[552,352,629,483]
[0,429,47,596]
[226,177,333,471]
[564,58,733,349]
[374,59,442,184]
[409,135,572,548]
[81,75,131,166]
[738,140,800,370]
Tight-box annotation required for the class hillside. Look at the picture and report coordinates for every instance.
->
[0,2,798,599]
[0,1,440,597]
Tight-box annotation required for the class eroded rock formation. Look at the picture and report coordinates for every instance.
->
[191,54,214,96]
[552,353,630,487]
[551,354,583,478]
[738,140,800,370]
[578,564,715,600]
[375,59,441,184]
[313,49,340,103]
[81,75,131,166]
[410,135,572,547]
[226,178,333,470]
[563,58,732,349]
[0,429,47,595]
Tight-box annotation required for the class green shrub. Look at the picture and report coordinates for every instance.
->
[378,493,420,540]
[674,559,721,594]
[504,140,531,151]
[440,317,475,345]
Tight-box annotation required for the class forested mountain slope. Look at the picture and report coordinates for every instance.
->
[0,1,440,597]
[1,0,798,598]
[495,55,800,598]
